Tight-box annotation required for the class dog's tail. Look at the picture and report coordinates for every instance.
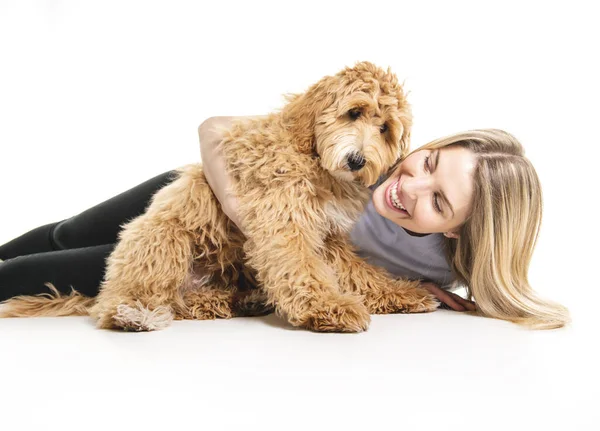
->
[0,283,95,318]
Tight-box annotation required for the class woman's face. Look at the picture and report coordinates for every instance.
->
[372,146,477,235]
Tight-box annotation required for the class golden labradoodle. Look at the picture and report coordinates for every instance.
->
[0,61,439,332]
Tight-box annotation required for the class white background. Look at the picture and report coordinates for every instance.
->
[0,1,598,430]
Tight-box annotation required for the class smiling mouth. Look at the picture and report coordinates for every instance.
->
[385,178,409,215]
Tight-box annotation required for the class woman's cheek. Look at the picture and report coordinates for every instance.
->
[413,208,435,232]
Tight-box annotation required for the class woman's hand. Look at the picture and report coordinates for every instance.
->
[198,116,247,234]
[420,282,476,312]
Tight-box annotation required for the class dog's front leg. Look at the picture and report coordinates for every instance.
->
[243,227,370,333]
[324,234,439,314]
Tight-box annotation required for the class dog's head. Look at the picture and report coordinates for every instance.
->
[282,61,412,186]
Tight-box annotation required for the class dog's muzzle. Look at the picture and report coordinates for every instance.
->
[346,152,366,171]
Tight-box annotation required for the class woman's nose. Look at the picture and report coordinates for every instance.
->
[402,176,432,199]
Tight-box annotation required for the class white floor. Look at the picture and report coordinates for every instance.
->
[0,308,597,431]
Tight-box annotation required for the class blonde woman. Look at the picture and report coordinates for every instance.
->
[0,117,569,329]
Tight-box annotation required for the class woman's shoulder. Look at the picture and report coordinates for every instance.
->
[350,199,454,288]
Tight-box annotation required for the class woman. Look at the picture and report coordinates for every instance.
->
[0,117,569,329]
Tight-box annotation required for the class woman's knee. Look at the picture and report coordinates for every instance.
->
[50,219,76,250]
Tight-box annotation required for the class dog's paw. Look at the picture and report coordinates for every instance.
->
[302,293,370,333]
[232,290,274,317]
[369,284,440,314]
[409,288,440,313]
[109,301,173,332]
[398,287,440,313]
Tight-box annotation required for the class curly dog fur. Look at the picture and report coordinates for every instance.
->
[0,61,439,332]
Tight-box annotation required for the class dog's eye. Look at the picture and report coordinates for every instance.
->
[348,109,361,120]
[380,124,388,133]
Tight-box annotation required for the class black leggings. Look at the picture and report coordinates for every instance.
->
[0,170,179,302]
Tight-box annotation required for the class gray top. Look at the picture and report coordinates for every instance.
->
[348,177,456,290]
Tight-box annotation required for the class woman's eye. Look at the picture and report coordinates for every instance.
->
[424,155,442,213]
[348,109,361,120]
[433,194,442,213]
[380,124,388,133]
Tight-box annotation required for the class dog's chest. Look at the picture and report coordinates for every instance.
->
[323,200,364,234]
[321,185,371,234]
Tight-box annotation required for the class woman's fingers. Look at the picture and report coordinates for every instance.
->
[421,282,476,312]
[448,291,476,311]
[438,291,466,311]
[421,283,465,311]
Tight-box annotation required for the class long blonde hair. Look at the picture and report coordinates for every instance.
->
[408,129,570,329]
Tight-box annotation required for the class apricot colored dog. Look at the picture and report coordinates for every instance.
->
[0,62,438,331]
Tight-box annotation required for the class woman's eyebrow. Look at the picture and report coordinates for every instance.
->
[433,150,455,218]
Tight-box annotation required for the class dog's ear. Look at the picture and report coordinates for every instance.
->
[397,106,413,159]
[373,63,413,161]
[282,76,338,155]
[385,119,412,178]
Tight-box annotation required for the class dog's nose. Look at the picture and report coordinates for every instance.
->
[347,153,366,171]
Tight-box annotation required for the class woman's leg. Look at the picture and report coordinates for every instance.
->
[0,244,114,302]
[0,170,179,260]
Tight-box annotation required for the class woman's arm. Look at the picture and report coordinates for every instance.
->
[198,116,263,235]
